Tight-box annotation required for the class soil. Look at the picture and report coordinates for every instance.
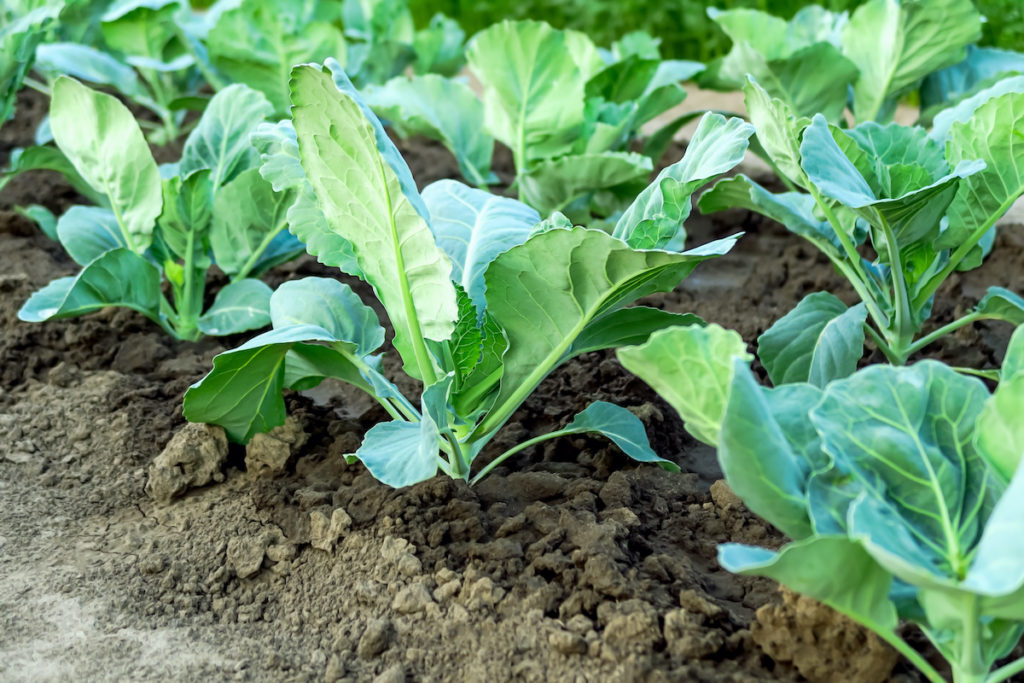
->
[2,87,1023,683]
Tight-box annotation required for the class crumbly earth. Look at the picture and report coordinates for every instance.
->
[3,88,1023,682]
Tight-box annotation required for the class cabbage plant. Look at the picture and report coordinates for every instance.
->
[0,1,61,130]
[182,61,753,487]
[698,77,1024,378]
[366,21,704,219]
[17,77,304,340]
[705,0,1006,124]
[619,323,1024,683]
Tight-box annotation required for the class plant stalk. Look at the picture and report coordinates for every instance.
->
[469,428,573,484]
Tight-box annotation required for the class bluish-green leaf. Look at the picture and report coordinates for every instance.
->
[519,151,652,217]
[811,361,998,580]
[353,419,439,488]
[975,372,1024,483]
[366,75,495,187]
[719,536,899,632]
[209,167,295,277]
[758,292,866,387]
[18,248,162,323]
[56,206,127,266]
[197,278,272,336]
[179,83,273,189]
[573,307,703,358]
[422,179,538,313]
[718,360,823,540]
[973,287,1024,325]
[269,278,384,356]
[561,401,678,471]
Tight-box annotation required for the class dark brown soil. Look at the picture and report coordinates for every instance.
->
[1,87,1022,682]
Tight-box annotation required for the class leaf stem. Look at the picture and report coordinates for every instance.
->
[901,312,982,359]
[469,428,573,485]
[230,222,286,284]
[913,204,1012,311]
[988,656,1024,683]
[878,217,914,363]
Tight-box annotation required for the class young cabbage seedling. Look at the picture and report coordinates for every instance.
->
[620,323,1024,683]
[698,76,1024,381]
[17,77,304,341]
[366,21,704,219]
[182,60,753,487]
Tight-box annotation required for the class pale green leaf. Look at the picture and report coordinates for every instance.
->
[618,323,750,447]
[196,278,272,336]
[290,64,458,379]
[50,77,161,254]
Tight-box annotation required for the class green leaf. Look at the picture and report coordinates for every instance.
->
[963,457,1024,596]
[975,373,1024,483]
[519,152,652,218]
[0,4,60,124]
[1005,324,1024,380]
[18,248,162,324]
[758,292,867,387]
[710,5,856,122]
[100,0,182,61]
[742,76,810,188]
[718,361,823,540]
[618,323,751,447]
[209,167,294,277]
[412,13,465,77]
[801,115,983,249]
[206,0,347,115]
[366,74,495,187]
[698,174,850,253]
[940,91,1024,252]
[421,179,538,314]
[50,77,161,254]
[196,278,272,336]
[184,277,385,442]
[974,287,1024,325]
[353,419,439,488]
[811,361,998,581]
[467,20,585,161]
[922,46,1024,116]
[290,64,458,380]
[1,146,106,207]
[157,169,213,264]
[572,307,702,358]
[179,84,273,190]
[35,42,143,99]
[15,204,58,241]
[585,56,661,104]
[841,0,982,122]
[561,401,678,472]
[613,113,753,249]
[483,227,736,429]
[719,536,899,633]
[928,74,1024,142]
[250,120,361,278]
[270,278,384,356]
[55,206,127,266]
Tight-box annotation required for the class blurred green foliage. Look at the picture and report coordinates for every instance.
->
[410,0,1021,61]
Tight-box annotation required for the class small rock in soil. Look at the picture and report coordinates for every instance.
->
[226,536,268,579]
[145,423,227,504]
[309,507,352,552]
[372,664,405,683]
[357,617,393,658]
[392,582,435,614]
[753,587,898,683]
[709,479,744,511]
[245,416,307,477]
[549,629,587,656]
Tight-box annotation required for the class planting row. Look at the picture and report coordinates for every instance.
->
[3,1,1024,682]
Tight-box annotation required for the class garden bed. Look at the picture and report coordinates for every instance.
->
[1,88,1022,682]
